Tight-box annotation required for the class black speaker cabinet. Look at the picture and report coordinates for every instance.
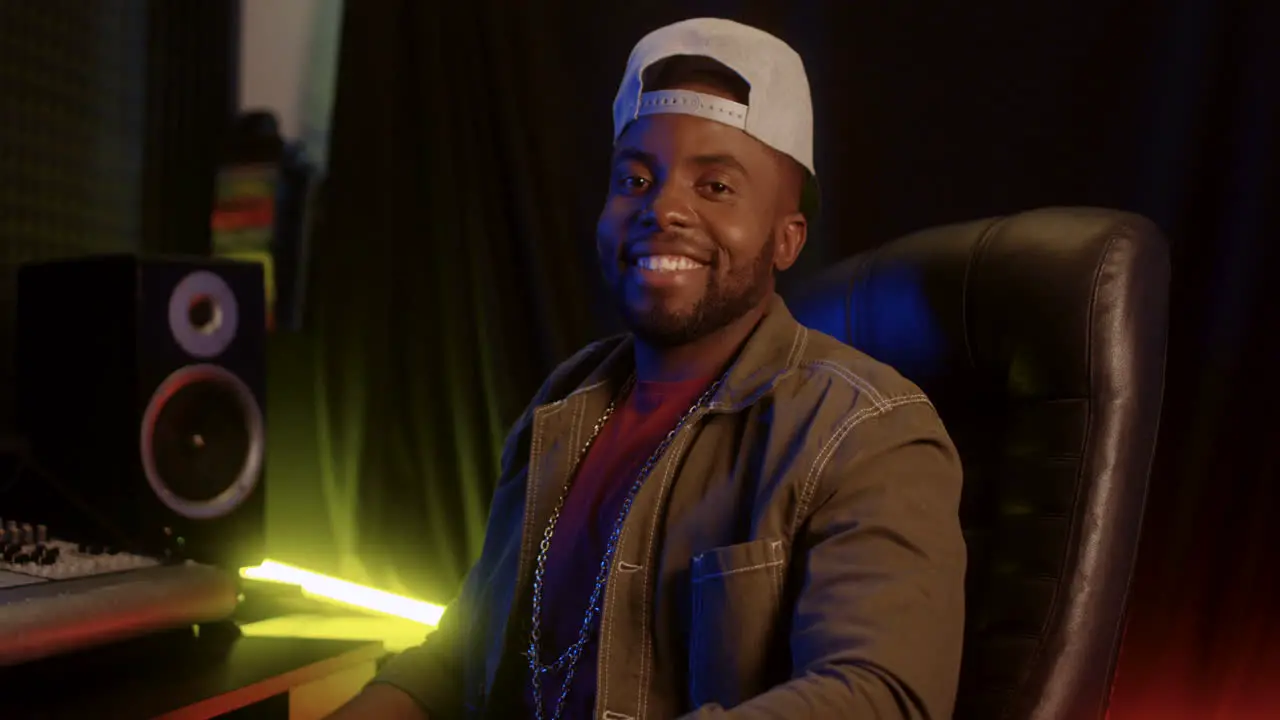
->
[15,255,266,570]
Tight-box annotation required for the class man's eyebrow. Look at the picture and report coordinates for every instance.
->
[612,147,656,166]
[689,153,749,177]
[610,149,750,178]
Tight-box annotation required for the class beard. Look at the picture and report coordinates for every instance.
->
[615,234,776,348]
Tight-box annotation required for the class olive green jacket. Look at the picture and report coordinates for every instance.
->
[375,295,966,719]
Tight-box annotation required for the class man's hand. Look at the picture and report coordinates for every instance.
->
[324,683,430,720]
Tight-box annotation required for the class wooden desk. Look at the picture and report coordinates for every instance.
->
[0,623,387,719]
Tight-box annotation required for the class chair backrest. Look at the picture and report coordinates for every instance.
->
[787,207,1170,720]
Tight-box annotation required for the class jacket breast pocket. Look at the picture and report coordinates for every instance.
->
[688,537,788,710]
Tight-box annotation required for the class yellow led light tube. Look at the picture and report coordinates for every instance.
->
[240,559,444,626]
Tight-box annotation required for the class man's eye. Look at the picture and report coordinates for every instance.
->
[620,176,651,192]
[704,181,732,195]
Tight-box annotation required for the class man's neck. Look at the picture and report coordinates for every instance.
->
[631,301,770,384]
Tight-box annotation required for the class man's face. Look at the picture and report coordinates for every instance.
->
[597,111,801,348]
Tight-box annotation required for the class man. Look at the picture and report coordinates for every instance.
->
[330,17,965,720]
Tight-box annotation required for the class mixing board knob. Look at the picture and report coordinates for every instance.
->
[36,524,47,543]
[4,520,16,537]
[21,524,34,544]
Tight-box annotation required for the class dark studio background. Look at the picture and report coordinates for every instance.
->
[1,0,1278,717]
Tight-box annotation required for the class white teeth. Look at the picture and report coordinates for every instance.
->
[636,255,702,272]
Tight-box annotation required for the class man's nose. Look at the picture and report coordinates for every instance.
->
[638,182,694,231]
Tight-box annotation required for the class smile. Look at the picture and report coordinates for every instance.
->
[631,255,707,272]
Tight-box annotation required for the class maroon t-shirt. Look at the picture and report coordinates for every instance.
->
[520,375,712,719]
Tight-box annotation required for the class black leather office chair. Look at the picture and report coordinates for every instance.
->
[788,207,1170,720]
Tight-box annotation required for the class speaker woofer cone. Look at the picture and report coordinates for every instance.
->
[140,364,264,520]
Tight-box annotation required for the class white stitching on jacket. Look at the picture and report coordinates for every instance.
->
[807,359,888,410]
[792,394,932,531]
[636,422,698,720]
[691,558,786,582]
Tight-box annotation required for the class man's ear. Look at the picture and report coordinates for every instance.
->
[773,212,807,271]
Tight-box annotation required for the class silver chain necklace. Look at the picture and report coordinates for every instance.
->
[526,373,723,720]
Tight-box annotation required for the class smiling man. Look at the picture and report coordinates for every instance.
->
[328,18,965,720]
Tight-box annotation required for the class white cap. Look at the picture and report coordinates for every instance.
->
[612,18,816,179]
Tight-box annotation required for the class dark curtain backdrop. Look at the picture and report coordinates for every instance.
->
[0,0,237,432]
[273,0,1280,716]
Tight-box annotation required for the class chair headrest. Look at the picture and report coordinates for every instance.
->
[787,207,1170,400]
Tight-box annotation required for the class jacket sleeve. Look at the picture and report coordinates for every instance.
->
[683,398,967,719]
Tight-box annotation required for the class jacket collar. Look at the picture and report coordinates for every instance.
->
[569,294,807,414]
[708,294,808,412]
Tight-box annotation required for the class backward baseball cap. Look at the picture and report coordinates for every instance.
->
[613,18,820,218]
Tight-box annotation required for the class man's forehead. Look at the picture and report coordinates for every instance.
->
[613,146,752,179]
[612,113,769,167]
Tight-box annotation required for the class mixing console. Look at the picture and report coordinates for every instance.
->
[1,517,160,584]
[0,514,239,666]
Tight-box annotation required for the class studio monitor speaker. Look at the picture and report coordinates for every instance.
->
[15,255,266,569]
